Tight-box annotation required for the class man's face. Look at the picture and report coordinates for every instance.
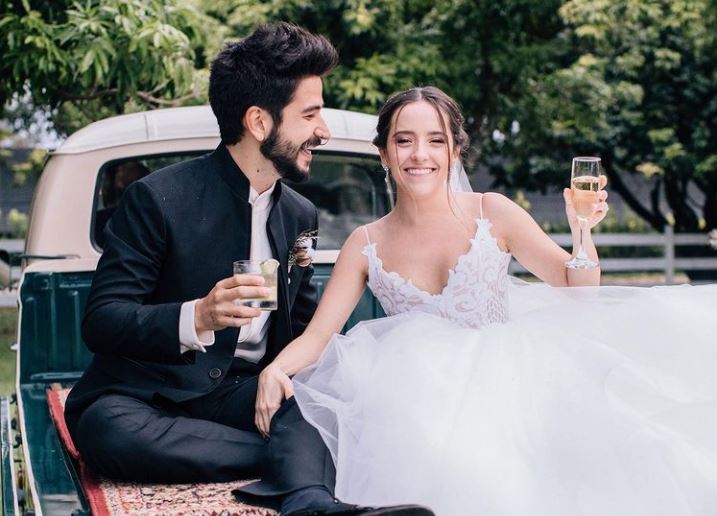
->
[260,76,330,182]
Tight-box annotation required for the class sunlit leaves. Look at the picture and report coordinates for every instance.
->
[0,0,212,134]
[512,0,717,231]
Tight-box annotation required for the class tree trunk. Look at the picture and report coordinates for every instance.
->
[703,178,717,231]
[664,176,717,281]
[664,173,699,232]
[601,154,666,231]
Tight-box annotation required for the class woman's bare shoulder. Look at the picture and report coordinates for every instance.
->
[336,227,373,274]
[344,214,391,250]
[364,214,394,239]
[481,192,522,217]
[476,193,529,246]
[344,225,371,250]
[455,191,515,218]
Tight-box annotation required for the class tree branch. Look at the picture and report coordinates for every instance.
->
[703,178,717,230]
[664,174,699,232]
[135,91,200,107]
[56,88,118,101]
[650,178,662,218]
[602,154,666,231]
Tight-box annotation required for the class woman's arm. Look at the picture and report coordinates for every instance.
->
[485,188,608,287]
[275,227,370,374]
[255,226,370,434]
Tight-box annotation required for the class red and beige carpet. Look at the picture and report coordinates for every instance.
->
[47,384,276,516]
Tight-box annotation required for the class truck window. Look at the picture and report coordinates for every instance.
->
[286,153,388,249]
[93,152,387,252]
[92,153,203,249]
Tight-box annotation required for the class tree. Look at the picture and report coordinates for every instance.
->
[3,0,562,156]
[497,0,717,233]
[0,0,219,136]
[202,0,450,113]
[206,0,566,171]
[5,0,714,240]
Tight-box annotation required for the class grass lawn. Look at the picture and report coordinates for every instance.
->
[0,308,17,396]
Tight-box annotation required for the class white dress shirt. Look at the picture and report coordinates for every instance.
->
[178,182,276,363]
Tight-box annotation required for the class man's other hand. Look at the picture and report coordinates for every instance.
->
[255,362,294,437]
[194,274,269,333]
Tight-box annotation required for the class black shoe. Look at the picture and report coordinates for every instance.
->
[283,503,435,516]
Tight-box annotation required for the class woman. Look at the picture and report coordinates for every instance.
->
[259,87,717,515]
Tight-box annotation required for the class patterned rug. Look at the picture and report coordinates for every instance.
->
[47,384,276,516]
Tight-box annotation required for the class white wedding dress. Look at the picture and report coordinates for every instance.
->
[293,218,717,516]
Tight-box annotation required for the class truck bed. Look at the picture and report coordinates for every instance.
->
[12,265,383,515]
[17,382,87,515]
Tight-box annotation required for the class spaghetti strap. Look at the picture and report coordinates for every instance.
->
[363,224,372,245]
[478,193,485,220]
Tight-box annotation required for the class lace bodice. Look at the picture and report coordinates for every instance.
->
[363,219,512,329]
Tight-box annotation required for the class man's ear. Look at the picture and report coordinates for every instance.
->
[243,106,273,142]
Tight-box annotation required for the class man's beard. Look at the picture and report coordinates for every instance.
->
[260,127,322,183]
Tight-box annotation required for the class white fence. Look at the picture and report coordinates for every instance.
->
[2,230,717,289]
[509,227,717,284]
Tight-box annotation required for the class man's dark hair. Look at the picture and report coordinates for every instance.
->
[209,22,338,145]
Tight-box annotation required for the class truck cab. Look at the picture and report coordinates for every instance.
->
[1,106,388,515]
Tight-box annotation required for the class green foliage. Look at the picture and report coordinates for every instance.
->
[205,0,568,172]
[6,209,28,238]
[0,0,217,135]
[204,0,451,113]
[2,0,716,236]
[10,147,46,185]
[500,0,717,232]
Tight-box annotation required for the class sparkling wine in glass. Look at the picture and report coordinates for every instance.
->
[565,157,601,270]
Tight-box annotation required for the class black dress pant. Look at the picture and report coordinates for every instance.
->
[67,369,335,493]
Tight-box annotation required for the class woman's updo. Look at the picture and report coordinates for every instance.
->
[372,86,470,157]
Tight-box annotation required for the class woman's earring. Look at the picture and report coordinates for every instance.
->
[381,163,389,173]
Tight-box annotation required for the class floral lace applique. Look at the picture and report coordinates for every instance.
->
[362,219,511,329]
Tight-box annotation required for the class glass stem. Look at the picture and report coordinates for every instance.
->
[577,218,589,260]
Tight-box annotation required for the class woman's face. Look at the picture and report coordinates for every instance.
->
[381,100,457,199]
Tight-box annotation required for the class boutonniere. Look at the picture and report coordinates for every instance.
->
[288,229,319,274]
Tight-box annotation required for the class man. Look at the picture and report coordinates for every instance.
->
[65,22,431,516]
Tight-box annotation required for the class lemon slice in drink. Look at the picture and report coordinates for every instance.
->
[260,259,280,275]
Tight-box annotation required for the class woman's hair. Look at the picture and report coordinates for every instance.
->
[374,86,473,232]
[209,22,338,145]
[373,86,469,157]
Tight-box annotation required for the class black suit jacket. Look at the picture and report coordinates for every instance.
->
[66,145,319,415]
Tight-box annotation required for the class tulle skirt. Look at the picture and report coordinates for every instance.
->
[293,282,717,516]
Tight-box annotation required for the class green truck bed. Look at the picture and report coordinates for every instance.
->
[4,264,382,515]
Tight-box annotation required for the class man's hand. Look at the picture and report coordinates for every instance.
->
[255,362,294,437]
[194,274,270,333]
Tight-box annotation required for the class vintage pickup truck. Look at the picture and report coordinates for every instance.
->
[0,105,390,515]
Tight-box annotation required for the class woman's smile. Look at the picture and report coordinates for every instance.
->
[403,167,437,177]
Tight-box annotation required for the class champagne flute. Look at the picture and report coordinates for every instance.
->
[565,157,601,270]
